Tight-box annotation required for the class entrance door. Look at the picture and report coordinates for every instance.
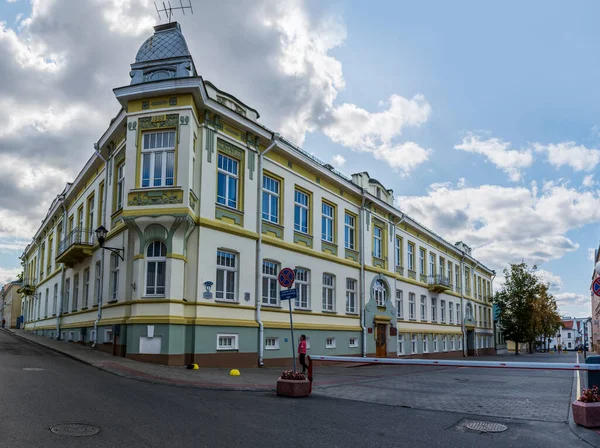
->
[376,324,387,357]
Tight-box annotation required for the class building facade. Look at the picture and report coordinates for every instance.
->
[592,245,600,352]
[546,317,592,351]
[19,22,495,367]
[1,281,23,329]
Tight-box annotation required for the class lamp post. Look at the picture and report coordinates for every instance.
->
[94,226,124,261]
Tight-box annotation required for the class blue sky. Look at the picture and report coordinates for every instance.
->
[0,0,598,316]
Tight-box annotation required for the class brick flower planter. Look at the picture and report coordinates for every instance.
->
[276,378,310,397]
[572,401,600,428]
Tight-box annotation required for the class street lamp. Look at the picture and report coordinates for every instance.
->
[95,225,124,261]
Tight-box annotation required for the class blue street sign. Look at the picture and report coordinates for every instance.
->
[280,289,297,301]
[594,278,600,297]
[278,268,295,288]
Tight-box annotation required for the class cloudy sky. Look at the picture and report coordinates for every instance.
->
[0,0,598,317]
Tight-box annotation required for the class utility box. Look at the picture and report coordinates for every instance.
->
[585,356,600,389]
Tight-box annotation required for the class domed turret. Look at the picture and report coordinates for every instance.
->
[129,22,196,85]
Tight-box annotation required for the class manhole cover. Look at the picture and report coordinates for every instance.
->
[465,421,507,433]
[50,423,101,437]
[23,368,45,371]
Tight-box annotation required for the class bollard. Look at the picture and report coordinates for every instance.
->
[585,356,600,388]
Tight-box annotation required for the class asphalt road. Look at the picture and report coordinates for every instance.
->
[0,331,590,447]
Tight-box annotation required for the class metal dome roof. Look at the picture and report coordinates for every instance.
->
[135,22,190,63]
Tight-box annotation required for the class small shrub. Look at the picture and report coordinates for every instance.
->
[281,370,306,380]
[579,386,600,403]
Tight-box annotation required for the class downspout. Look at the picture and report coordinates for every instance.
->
[255,133,279,366]
[56,195,68,339]
[392,213,405,354]
[491,270,496,350]
[360,190,367,357]
[472,261,480,356]
[92,143,109,348]
[460,253,466,357]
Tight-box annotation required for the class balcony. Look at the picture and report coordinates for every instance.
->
[56,228,94,267]
[427,275,451,294]
[17,278,37,296]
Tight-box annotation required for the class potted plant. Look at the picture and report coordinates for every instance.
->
[276,370,310,397]
[573,386,600,428]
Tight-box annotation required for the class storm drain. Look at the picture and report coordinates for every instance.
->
[464,421,507,433]
[50,423,101,437]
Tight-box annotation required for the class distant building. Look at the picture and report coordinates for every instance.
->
[547,317,592,351]
[1,281,23,329]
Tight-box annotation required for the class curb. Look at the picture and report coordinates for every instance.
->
[6,329,274,392]
[568,364,600,447]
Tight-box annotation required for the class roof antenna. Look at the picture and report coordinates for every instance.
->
[155,0,193,23]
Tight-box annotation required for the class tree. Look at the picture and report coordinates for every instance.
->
[494,263,539,355]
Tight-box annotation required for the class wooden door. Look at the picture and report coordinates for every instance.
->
[376,324,387,357]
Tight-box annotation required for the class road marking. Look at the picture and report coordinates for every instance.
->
[22,367,45,371]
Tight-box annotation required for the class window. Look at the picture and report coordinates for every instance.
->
[411,334,417,354]
[441,300,446,323]
[40,243,45,278]
[87,196,95,240]
[83,268,90,308]
[294,189,309,233]
[429,253,435,275]
[431,297,437,322]
[53,283,58,315]
[433,335,439,352]
[456,304,461,324]
[262,175,280,223]
[419,248,425,274]
[322,274,335,311]
[64,278,70,313]
[568,342,572,349]
[439,257,444,278]
[455,266,460,290]
[116,162,125,210]
[262,261,279,305]
[373,226,382,258]
[73,273,79,311]
[451,336,455,351]
[349,337,358,348]
[94,261,102,305]
[321,202,334,242]
[326,337,336,349]
[142,130,176,188]
[449,302,454,324]
[104,329,113,344]
[295,268,310,309]
[44,288,49,318]
[420,295,427,320]
[423,334,428,353]
[146,241,167,296]
[409,293,415,319]
[265,337,279,350]
[217,334,239,351]
[395,237,402,267]
[458,337,462,350]
[479,306,483,326]
[447,262,452,284]
[344,213,355,250]
[398,334,404,355]
[443,335,448,352]
[216,250,237,301]
[346,278,356,313]
[47,236,53,273]
[110,253,120,301]
[407,243,415,271]
[217,153,238,208]
[374,279,387,307]
[396,290,403,319]
[568,332,571,339]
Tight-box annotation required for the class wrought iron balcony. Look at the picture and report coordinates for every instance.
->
[427,275,451,293]
[56,228,94,267]
[17,278,37,295]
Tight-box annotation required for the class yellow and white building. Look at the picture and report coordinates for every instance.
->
[19,22,495,367]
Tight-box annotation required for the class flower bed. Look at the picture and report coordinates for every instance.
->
[573,386,600,428]
[276,370,310,398]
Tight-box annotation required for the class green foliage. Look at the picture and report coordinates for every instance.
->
[494,263,562,354]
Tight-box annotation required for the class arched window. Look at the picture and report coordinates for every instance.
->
[374,279,387,306]
[146,241,167,296]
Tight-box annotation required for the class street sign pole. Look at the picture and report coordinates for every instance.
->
[278,267,297,372]
[288,287,296,373]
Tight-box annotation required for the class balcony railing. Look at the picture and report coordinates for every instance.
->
[17,278,37,295]
[56,228,94,267]
[427,275,451,293]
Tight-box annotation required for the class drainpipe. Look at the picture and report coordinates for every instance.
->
[460,253,466,357]
[472,261,480,356]
[392,213,405,354]
[255,133,279,366]
[491,270,496,349]
[360,190,367,357]
[56,195,68,340]
[92,143,109,348]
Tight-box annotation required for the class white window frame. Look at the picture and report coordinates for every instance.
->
[429,253,435,275]
[458,336,463,350]
[431,297,437,322]
[398,334,405,355]
[396,290,403,319]
[326,337,336,349]
[83,268,90,308]
[407,243,414,271]
[451,335,455,351]
[94,261,102,305]
[262,175,280,223]
[141,130,176,188]
[433,335,439,352]
[321,202,334,242]
[349,337,358,348]
[346,278,357,314]
[73,273,79,311]
[373,226,382,258]
[374,279,386,307]
[53,283,58,315]
[420,295,427,321]
[322,273,335,311]
[409,293,415,320]
[344,213,355,250]
[216,153,239,209]
[449,302,454,324]
[105,329,113,344]
[145,241,167,297]
[110,253,119,301]
[447,262,452,285]
[64,278,70,314]
[419,248,425,274]
[265,337,279,350]
[217,333,239,351]
[262,260,279,306]
[216,250,237,302]
[411,333,417,354]
[423,334,428,353]
[439,257,444,279]
[443,335,448,352]
[441,300,446,323]
[295,268,310,309]
[294,189,309,234]
[116,162,125,210]
[395,237,402,267]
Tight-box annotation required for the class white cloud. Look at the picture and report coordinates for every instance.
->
[457,177,467,188]
[455,133,533,182]
[533,142,600,172]
[0,267,21,286]
[331,154,346,167]
[397,181,600,270]
[555,293,590,317]
[583,174,595,188]
[534,269,563,293]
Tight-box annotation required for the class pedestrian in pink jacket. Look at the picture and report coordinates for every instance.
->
[298,334,307,373]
